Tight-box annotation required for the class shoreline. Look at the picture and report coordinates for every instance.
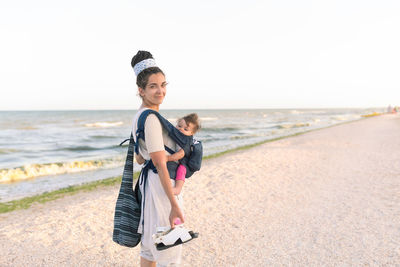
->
[1,108,379,185]
[0,116,371,214]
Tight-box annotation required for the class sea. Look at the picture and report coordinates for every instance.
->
[0,108,384,202]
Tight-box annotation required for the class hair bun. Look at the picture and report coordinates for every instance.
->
[131,50,154,69]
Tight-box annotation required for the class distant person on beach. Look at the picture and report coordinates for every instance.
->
[136,113,201,196]
[130,50,185,266]
[387,105,399,113]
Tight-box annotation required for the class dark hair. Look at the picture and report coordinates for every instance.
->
[131,50,165,89]
[182,113,201,134]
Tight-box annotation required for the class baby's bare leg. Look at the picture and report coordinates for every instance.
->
[173,180,185,195]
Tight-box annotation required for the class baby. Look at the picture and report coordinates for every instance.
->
[135,113,200,195]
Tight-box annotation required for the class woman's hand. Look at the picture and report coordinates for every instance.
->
[135,153,145,164]
[170,204,185,228]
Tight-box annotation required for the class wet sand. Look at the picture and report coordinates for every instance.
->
[1,114,399,266]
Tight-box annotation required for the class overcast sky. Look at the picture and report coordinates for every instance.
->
[1,0,399,110]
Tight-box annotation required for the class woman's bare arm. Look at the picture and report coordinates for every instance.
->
[150,150,185,227]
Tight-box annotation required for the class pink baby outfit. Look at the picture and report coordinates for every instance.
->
[176,164,187,181]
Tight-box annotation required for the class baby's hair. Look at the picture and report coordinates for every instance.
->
[181,113,201,134]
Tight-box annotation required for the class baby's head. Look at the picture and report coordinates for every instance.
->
[176,113,200,136]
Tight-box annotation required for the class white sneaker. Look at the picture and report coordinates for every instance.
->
[152,224,199,250]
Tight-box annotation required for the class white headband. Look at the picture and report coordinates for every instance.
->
[133,58,157,76]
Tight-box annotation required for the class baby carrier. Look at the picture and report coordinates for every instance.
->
[135,109,203,179]
[112,109,203,248]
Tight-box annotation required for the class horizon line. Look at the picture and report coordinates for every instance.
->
[0,106,386,112]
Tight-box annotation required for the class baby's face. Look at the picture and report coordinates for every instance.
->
[176,119,194,136]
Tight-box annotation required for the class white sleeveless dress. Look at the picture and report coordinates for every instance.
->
[132,108,183,266]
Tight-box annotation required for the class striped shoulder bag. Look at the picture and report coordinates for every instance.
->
[112,133,142,247]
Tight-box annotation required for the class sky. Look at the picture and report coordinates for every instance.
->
[0,0,399,110]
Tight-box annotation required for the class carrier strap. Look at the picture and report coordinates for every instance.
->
[138,159,158,226]
[135,109,192,157]
[164,145,176,155]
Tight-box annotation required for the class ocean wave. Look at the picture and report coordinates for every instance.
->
[202,132,269,142]
[330,115,353,121]
[277,122,310,129]
[230,134,263,140]
[167,117,218,122]
[0,148,21,154]
[200,117,218,121]
[309,110,327,114]
[64,145,100,152]
[199,137,223,143]
[90,135,116,139]
[290,110,304,115]
[201,127,241,132]
[84,121,123,128]
[63,145,120,152]
[0,157,124,183]
[17,126,38,130]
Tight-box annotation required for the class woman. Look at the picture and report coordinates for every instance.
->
[131,50,185,267]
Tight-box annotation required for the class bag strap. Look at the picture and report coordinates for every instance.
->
[119,138,130,146]
[120,133,135,193]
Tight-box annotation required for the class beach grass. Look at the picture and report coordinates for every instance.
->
[0,173,140,213]
[0,116,376,214]
[361,112,382,117]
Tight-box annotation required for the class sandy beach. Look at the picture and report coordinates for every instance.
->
[1,114,399,266]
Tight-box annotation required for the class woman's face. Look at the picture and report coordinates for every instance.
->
[139,73,167,109]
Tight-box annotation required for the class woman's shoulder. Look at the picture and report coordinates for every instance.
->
[133,108,160,128]
[132,109,163,133]
[132,108,149,122]
[132,108,150,134]
[144,113,162,129]
[133,108,163,123]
